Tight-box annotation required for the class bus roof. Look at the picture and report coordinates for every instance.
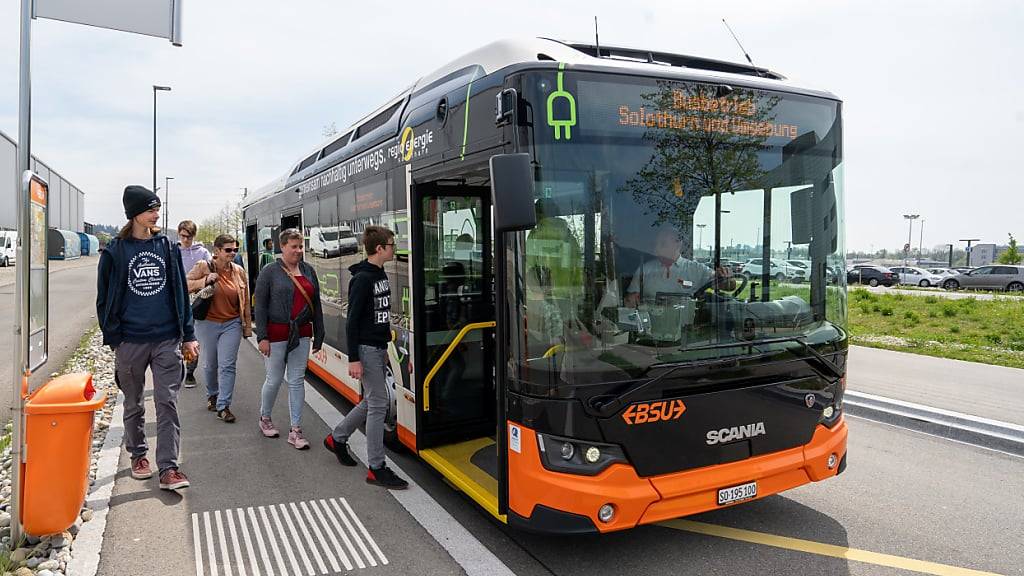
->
[246,37,837,209]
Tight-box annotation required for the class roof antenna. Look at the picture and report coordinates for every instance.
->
[722,19,764,77]
[594,16,601,58]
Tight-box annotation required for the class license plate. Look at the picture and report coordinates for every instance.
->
[717,481,757,506]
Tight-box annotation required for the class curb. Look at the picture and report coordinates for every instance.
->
[843,390,1024,456]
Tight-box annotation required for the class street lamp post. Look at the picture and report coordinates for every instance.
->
[152,85,171,200]
[960,238,981,267]
[165,176,174,232]
[903,214,919,269]
[917,219,925,264]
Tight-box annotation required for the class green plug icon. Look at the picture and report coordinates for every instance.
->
[546,63,577,140]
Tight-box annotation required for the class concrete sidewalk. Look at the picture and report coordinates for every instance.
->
[91,342,470,576]
[847,345,1024,426]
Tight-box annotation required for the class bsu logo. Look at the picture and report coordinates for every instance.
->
[621,399,686,425]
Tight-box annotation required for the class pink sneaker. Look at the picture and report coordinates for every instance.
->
[288,427,310,450]
[259,417,280,438]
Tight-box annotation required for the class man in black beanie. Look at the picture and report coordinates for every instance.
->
[96,185,197,491]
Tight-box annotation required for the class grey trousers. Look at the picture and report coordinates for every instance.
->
[115,338,184,474]
[332,346,390,469]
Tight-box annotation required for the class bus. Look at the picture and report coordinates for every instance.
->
[242,38,848,534]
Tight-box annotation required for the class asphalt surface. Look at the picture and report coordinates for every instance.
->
[0,257,99,418]
[93,337,1024,576]
[848,345,1024,426]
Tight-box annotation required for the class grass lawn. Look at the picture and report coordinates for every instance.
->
[848,288,1024,368]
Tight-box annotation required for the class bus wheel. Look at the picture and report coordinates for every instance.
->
[383,364,402,450]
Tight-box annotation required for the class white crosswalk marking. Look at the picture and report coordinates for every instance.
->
[192,498,387,576]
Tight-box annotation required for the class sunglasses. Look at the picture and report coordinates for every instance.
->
[221,247,239,253]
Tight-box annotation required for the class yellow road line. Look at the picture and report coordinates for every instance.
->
[661,519,1003,576]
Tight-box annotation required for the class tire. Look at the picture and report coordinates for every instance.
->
[1008,282,1024,292]
[322,250,329,259]
[919,280,930,287]
[382,363,402,451]
[0,256,7,267]
[868,278,879,287]
[775,273,786,282]
[943,279,959,291]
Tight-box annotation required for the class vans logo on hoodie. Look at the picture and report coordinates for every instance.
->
[374,278,391,324]
[127,251,167,297]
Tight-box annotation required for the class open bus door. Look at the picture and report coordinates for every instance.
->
[413,155,535,522]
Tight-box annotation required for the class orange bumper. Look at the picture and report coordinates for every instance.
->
[508,417,847,533]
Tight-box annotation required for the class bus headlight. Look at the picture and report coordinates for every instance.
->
[537,433,627,476]
[821,375,845,428]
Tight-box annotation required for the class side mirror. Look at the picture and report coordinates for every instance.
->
[489,153,536,232]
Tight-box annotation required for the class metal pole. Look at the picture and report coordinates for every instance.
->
[153,88,157,200]
[12,0,32,544]
[165,176,173,231]
[918,219,924,264]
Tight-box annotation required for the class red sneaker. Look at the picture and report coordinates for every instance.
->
[159,468,191,490]
[130,456,153,480]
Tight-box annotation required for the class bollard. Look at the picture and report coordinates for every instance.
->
[21,373,106,536]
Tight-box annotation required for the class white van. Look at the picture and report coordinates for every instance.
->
[308,225,358,258]
[0,231,16,267]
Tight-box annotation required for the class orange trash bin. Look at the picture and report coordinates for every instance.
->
[21,373,107,536]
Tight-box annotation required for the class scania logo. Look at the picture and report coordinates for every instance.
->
[706,422,766,445]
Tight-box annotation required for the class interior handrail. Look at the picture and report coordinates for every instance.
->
[423,321,496,412]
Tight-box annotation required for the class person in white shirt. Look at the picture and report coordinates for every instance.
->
[624,227,731,307]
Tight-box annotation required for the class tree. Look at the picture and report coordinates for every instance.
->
[196,200,243,245]
[998,233,1021,264]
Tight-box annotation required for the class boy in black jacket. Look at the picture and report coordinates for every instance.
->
[323,226,408,489]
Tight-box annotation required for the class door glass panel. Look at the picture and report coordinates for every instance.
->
[422,195,490,423]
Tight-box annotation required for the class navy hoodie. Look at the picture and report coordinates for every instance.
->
[346,259,391,361]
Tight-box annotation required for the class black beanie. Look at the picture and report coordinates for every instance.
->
[123,185,161,220]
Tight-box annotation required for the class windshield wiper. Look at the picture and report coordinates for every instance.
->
[586,350,775,419]
[586,336,842,419]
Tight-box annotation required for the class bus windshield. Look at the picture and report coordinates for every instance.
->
[514,70,845,389]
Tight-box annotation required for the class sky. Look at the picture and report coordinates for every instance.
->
[1,0,1021,252]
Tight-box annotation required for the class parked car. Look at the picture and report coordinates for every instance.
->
[926,267,957,278]
[942,265,1024,292]
[0,231,16,267]
[889,266,945,287]
[847,265,899,287]
[741,258,807,282]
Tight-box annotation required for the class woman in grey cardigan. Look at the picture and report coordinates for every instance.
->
[253,228,325,449]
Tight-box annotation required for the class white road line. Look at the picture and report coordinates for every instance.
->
[318,497,365,570]
[330,498,376,567]
[288,502,327,574]
[341,498,388,565]
[204,512,218,576]
[248,504,274,569]
[225,508,247,576]
[259,505,289,576]
[192,514,204,576]
[268,503,304,576]
[214,510,233,576]
[299,500,341,574]
[236,508,262,576]
[278,503,315,575]
[309,499,354,571]
[303,380,517,576]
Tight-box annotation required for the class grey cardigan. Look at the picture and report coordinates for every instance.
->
[253,259,325,348]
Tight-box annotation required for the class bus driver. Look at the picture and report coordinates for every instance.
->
[624,227,732,307]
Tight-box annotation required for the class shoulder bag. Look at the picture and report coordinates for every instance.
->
[191,260,216,321]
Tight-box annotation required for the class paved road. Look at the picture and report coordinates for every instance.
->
[93,337,1024,576]
[0,258,99,418]
[862,284,1023,301]
[847,345,1024,426]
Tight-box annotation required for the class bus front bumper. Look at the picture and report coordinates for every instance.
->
[508,418,848,533]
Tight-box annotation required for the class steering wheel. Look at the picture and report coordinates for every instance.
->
[694,272,747,300]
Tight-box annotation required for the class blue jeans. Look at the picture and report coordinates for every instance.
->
[195,318,243,410]
[260,337,310,427]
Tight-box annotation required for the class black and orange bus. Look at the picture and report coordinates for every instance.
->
[241,38,847,533]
